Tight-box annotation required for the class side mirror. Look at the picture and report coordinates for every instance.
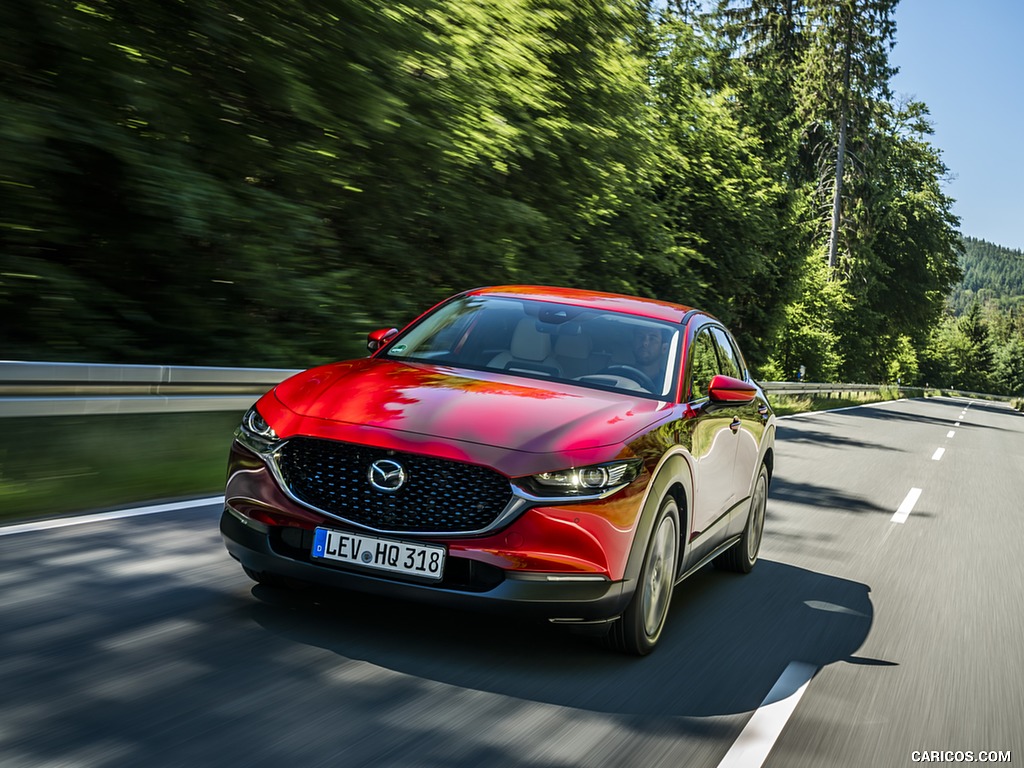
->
[367,327,399,353]
[708,374,757,405]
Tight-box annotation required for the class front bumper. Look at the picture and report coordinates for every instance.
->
[221,509,633,621]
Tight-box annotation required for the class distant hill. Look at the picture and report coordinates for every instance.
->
[948,236,1024,314]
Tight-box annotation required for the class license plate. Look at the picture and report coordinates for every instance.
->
[311,528,446,582]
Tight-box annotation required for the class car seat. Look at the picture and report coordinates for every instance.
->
[488,318,563,377]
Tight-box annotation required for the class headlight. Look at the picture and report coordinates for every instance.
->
[237,405,279,452]
[515,459,643,501]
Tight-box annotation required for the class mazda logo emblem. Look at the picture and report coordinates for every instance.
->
[368,459,406,492]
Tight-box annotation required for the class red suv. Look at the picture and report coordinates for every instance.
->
[221,285,775,654]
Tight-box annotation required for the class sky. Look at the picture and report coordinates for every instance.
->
[890,0,1024,252]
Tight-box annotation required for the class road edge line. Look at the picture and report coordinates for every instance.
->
[0,496,225,537]
[714,660,818,768]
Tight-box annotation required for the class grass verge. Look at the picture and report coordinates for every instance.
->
[767,385,912,416]
[0,411,243,524]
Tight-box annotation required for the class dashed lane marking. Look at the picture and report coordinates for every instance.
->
[892,488,923,524]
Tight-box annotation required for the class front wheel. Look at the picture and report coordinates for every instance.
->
[714,463,768,574]
[607,495,680,655]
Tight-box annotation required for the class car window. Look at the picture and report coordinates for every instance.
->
[710,327,743,380]
[688,328,721,401]
[385,295,681,400]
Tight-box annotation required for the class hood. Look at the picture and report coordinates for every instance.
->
[271,358,670,454]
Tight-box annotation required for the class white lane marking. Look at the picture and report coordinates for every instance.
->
[716,661,818,768]
[955,422,961,427]
[892,488,923,524]
[0,496,224,537]
[946,430,956,438]
[932,448,945,461]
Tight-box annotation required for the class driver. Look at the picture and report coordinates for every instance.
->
[632,326,670,385]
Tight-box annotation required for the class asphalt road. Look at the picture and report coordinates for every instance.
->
[1,397,1021,768]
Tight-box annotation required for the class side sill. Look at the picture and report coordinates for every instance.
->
[676,534,742,584]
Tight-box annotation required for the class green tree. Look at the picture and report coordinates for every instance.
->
[795,0,897,276]
[716,0,961,382]
[638,9,803,363]
[831,99,962,381]
[956,301,994,391]
[920,303,993,392]
[759,256,847,381]
[1,0,427,364]
[993,336,1024,396]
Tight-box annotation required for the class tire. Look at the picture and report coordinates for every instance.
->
[607,495,680,656]
[714,463,768,574]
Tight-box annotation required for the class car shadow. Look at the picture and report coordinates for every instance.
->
[975,399,1022,414]
[784,396,1015,432]
[775,424,904,451]
[769,476,890,514]
[246,559,880,720]
[853,406,1010,431]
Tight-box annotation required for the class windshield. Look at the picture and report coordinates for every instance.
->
[384,295,680,400]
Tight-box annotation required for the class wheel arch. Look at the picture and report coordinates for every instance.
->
[622,451,693,588]
[746,424,775,494]
[762,443,774,482]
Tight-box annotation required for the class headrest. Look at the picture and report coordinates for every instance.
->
[510,318,552,361]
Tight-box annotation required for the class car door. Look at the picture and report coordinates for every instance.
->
[709,326,763,529]
[683,325,741,561]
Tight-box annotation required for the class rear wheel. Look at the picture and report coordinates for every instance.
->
[607,495,680,656]
[714,463,768,574]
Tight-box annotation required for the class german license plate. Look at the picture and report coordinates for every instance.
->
[311,527,445,581]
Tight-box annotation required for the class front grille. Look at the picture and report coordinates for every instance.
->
[276,437,514,534]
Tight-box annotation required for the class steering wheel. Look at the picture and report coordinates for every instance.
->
[598,365,656,391]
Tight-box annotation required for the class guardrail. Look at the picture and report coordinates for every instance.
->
[760,381,882,396]
[0,361,1014,417]
[762,381,1018,407]
[0,361,299,417]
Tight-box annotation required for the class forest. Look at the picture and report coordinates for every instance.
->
[951,237,1024,315]
[2,0,1016,395]
[920,237,1024,395]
